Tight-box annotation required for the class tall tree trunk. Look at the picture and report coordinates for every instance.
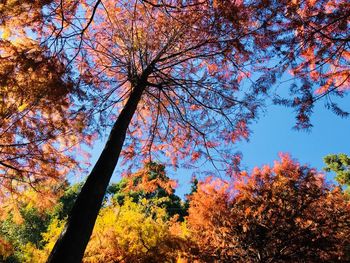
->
[47,82,145,263]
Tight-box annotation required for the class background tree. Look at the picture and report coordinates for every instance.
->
[83,198,185,263]
[0,181,81,262]
[11,163,188,262]
[108,162,187,219]
[187,154,350,262]
[25,198,186,263]
[324,153,350,191]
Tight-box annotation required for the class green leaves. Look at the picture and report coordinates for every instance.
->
[324,153,350,187]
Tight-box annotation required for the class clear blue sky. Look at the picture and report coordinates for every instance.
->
[238,102,350,173]
[80,96,350,199]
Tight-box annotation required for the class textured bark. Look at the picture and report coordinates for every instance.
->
[47,82,145,263]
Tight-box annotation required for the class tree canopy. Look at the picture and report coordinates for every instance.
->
[187,155,350,262]
[1,158,350,262]
[324,153,350,191]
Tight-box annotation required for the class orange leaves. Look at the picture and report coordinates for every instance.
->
[0,36,91,199]
[204,141,219,148]
[307,0,317,6]
[124,162,177,196]
[286,0,350,95]
[0,1,52,31]
[300,47,319,80]
[232,120,249,142]
[0,237,13,260]
[187,155,350,261]
[191,151,201,162]
[295,43,350,95]
[215,0,350,129]
[64,0,265,173]
[207,63,218,75]
[0,179,65,226]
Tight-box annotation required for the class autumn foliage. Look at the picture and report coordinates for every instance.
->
[215,0,350,128]
[187,155,350,262]
[0,163,188,262]
[0,1,90,202]
[0,0,349,261]
[1,159,350,262]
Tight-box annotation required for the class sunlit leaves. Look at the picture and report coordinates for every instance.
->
[0,236,13,261]
[324,153,350,191]
[109,162,187,219]
[0,15,91,198]
[20,198,185,263]
[215,0,350,128]
[68,0,263,172]
[187,155,350,262]
[84,198,183,263]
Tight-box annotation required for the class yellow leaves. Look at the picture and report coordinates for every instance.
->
[84,197,179,262]
[0,27,11,40]
[0,180,63,227]
[0,196,24,224]
[22,187,61,213]
[0,237,13,259]
[42,219,64,250]
[18,102,28,112]
[18,219,64,263]
[20,243,47,263]
[12,207,24,224]
[169,219,191,240]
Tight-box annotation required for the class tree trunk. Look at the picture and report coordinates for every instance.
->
[47,82,145,263]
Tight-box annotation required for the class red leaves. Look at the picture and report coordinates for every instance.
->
[187,155,350,261]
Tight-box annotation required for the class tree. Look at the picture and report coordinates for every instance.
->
[24,198,186,263]
[43,1,267,261]
[1,1,349,261]
[83,198,185,263]
[1,163,187,262]
[187,154,350,262]
[0,0,91,206]
[14,164,188,262]
[0,181,82,262]
[214,0,350,129]
[324,153,350,190]
[108,162,187,219]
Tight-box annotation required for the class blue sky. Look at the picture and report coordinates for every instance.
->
[81,96,350,199]
[238,102,350,173]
